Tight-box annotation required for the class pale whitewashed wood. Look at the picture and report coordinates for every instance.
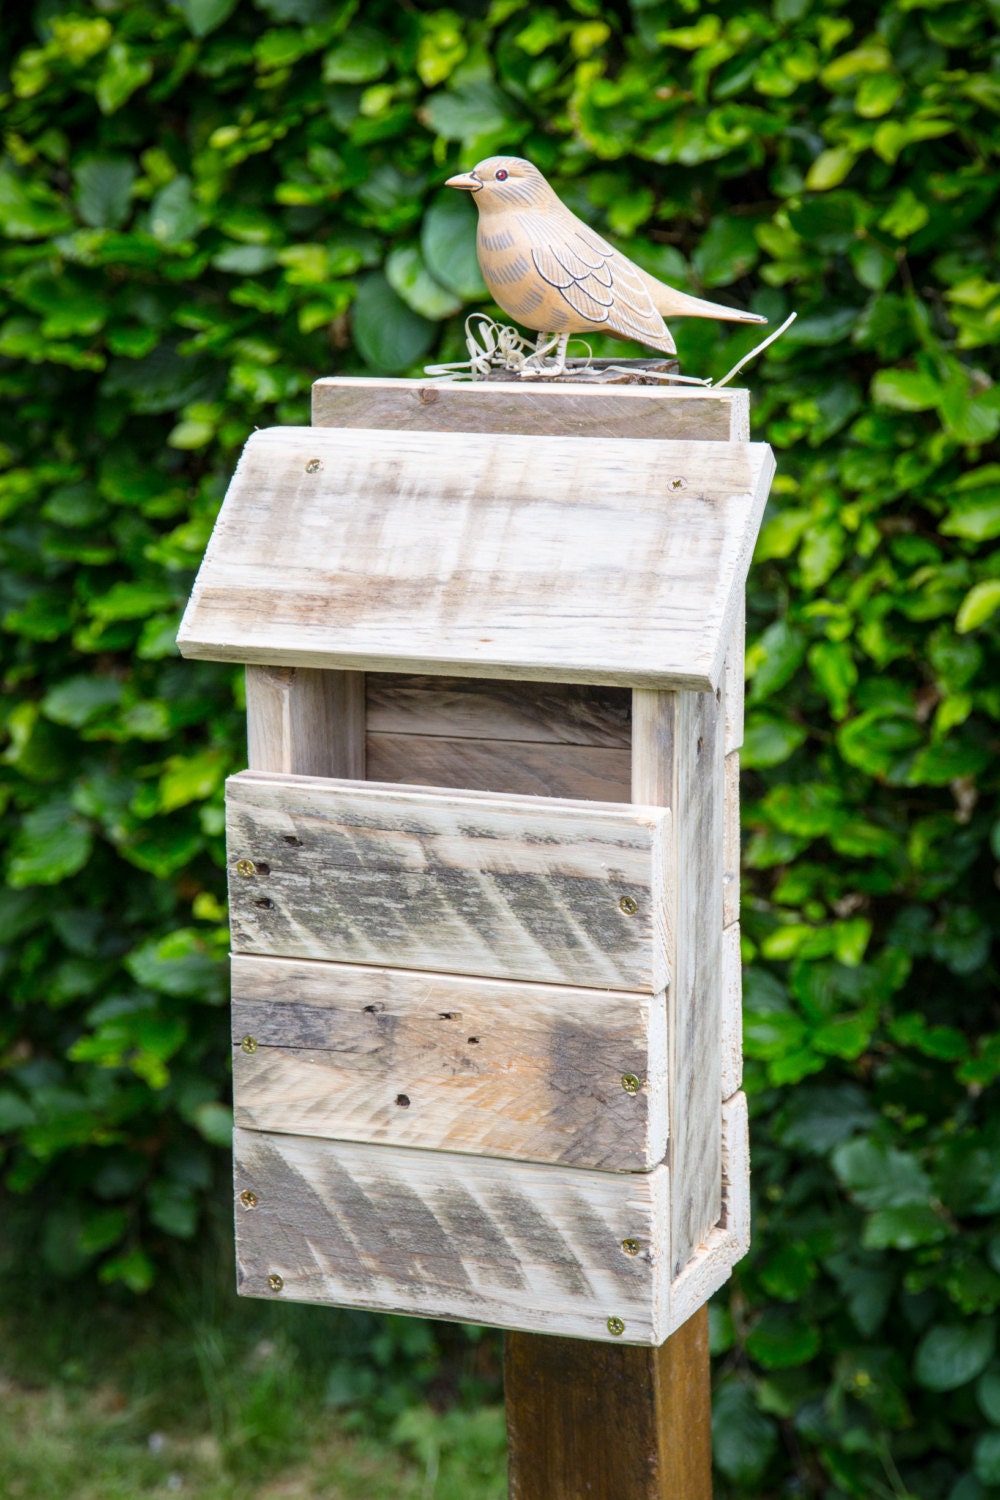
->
[723,751,740,928]
[234,1128,671,1343]
[312,377,750,445]
[367,675,631,747]
[632,689,723,1279]
[663,1091,749,1337]
[721,923,743,1099]
[722,599,745,756]
[231,955,668,1171]
[246,666,365,778]
[177,427,775,692]
[227,772,672,993]
[366,734,630,803]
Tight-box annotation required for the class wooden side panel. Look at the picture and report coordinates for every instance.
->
[506,1305,711,1500]
[246,665,364,778]
[312,376,749,445]
[366,734,630,802]
[226,772,672,993]
[723,598,745,756]
[632,690,723,1279]
[366,676,631,745]
[177,426,775,693]
[721,923,743,1100]
[664,1091,749,1337]
[234,1129,671,1344]
[723,751,740,929]
[232,955,668,1171]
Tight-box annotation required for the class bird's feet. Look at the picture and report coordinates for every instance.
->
[523,332,571,377]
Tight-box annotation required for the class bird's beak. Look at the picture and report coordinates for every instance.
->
[446,171,481,192]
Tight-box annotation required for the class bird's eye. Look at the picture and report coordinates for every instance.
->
[495,169,509,181]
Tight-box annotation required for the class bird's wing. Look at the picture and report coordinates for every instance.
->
[527,216,674,349]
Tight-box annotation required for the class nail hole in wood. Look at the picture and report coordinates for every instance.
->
[283,835,302,847]
[439,1012,459,1020]
[363,1004,384,1014]
[468,1037,479,1045]
[255,898,274,910]
[696,737,704,754]
[395,1094,410,1108]
[255,861,270,876]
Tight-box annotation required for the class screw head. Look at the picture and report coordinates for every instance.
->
[241,1035,258,1054]
[621,1238,640,1256]
[240,1189,258,1209]
[668,476,686,491]
[267,1273,284,1292]
[607,1316,625,1337]
[305,458,322,473]
[619,895,638,915]
[621,1073,641,1095]
[235,859,256,878]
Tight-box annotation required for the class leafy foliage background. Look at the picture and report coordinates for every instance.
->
[1,0,998,1494]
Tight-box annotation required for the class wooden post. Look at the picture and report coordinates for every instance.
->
[506,1305,712,1500]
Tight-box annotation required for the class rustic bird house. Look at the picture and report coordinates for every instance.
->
[177,377,773,1346]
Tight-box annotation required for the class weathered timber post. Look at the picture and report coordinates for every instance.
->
[176,376,772,1500]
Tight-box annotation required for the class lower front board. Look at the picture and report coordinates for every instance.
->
[232,955,668,1171]
[234,1129,671,1344]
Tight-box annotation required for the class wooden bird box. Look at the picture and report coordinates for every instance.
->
[178,378,773,1346]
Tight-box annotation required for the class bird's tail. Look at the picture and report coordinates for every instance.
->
[642,272,767,326]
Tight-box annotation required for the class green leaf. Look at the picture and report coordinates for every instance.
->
[975,1432,1000,1487]
[74,156,137,228]
[742,714,807,768]
[692,217,760,288]
[173,0,239,37]
[42,675,124,728]
[957,580,1000,634]
[712,1382,777,1484]
[871,368,941,411]
[747,1309,821,1369]
[915,1322,995,1393]
[191,1101,233,1147]
[832,1137,931,1210]
[351,273,436,373]
[386,246,463,320]
[805,147,857,191]
[862,1204,950,1250]
[421,194,488,300]
[126,928,224,998]
[7,798,93,887]
[323,27,391,82]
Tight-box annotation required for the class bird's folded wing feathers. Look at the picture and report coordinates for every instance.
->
[527,216,675,350]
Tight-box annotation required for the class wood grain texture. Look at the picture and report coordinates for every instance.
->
[665,1092,749,1338]
[632,689,723,1279]
[505,1304,712,1500]
[366,733,631,802]
[723,598,745,756]
[246,665,365,778]
[721,923,743,1100]
[723,751,740,928]
[312,375,749,445]
[231,954,668,1171]
[233,1128,671,1343]
[226,771,672,993]
[366,674,631,747]
[177,426,775,692]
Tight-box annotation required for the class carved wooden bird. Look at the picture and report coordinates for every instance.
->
[446,155,766,372]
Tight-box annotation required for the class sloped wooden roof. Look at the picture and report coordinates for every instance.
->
[177,425,773,691]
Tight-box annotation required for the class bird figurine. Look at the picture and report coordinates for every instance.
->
[446,155,767,374]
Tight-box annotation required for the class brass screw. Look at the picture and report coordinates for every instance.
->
[619,895,638,915]
[239,1189,258,1209]
[621,1073,641,1095]
[305,458,322,473]
[267,1273,284,1292]
[241,1035,258,1054]
[235,859,256,878]
[668,476,686,491]
[621,1238,640,1256]
[607,1316,625,1337]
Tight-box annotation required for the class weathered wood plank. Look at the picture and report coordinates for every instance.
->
[721,923,743,1100]
[723,751,740,928]
[366,675,631,747]
[177,427,775,692]
[366,733,630,802]
[506,1305,712,1500]
[227,772,672,993]
[246,665,365,778]
[664,1091,749,1338]
[723,597,745,756]
[633,689,723,1278]
[233,1129,671,1343]
[313,376,749,445]
[231,955,668,1171]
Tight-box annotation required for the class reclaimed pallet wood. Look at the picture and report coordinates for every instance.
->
[367,675,631,747]
[721,922,743,1100]
[177,426,775,693]
[231,955,667,1171]
[723,599,745,756]
[246,665,365,779]
[366,733,631,803]
[226,771,672,993]
[233,1129,671,1344]
[632,688,723,1278]
[724,751,740,929]
[312,376,750,444]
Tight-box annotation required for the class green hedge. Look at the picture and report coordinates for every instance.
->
[1,0,998,1494]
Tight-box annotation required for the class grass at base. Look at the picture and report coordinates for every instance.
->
[0,1202,506,1500]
